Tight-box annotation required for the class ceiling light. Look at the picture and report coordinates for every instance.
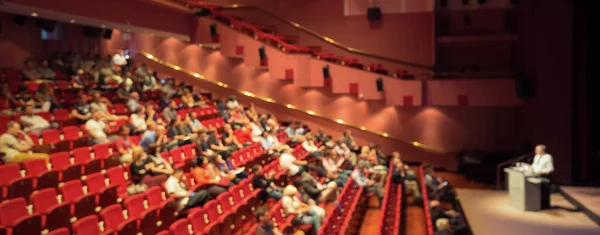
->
[69,19,75,23]
[336,119,344,124]
[306,110,315,115]
[31,13,38,17]
[100,24,106,28]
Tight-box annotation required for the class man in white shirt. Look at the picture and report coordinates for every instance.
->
[127,92,142,112]
[0,121,49,163]
[86,110,111,144]
[112,50,128,68]
[226,96,240,110]
[531,144,554,209]
[20,105,53,135]
[532,144,554,176]
[165,169,210,211]
[279,145,308,176]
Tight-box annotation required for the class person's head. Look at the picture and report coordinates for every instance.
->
[24,105,34,116]
[252,164,263,176]
[360,146,371,155]
[224,123,233,132]
[92,109,104,120]
[323,150,333,160]
[130,92,139,101]
[147,144,161,156]
[395,160,404,170]
[132,146,145,163]
[172,168,184,180]
[535,144,546,155]
[208,128,217,136]
[91,91,102,102]
[228,95,236,101]
[436,218,451,232]
[135,106,146,115]
[190,112,198,120]
[392,151,401,159]
[343,130,351,137]
[254,207,271,225]
[430,200,441,209]
[146,121,157,131]
[281,145,292,154]
[24,58,35,69]
[249,102,255,109]
[156,125,166,135]
[261,131,270,138]
[306,135,315,142]
[169,100,177,109]
[282,185,298,197]
[41,59,49,67]
[294,121,301,128]
[119,126,130,136]
[6,121,22,135]
[78,92,88,104]
[357,161,369,171]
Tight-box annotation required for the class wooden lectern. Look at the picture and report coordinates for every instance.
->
[504,168,542,211]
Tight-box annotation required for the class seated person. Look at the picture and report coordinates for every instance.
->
[207,128,233,160]
[186,112,205,133]
[338,130,360,152]
[100,63,123,84]
[195,129,215,158]
[190,155,229,196]
[146,144,173,171]
[302,135,325,158]
[260,131,283,154]
[14,85,32,107]
[435,218,453,235]
[227,107,249,130]
[181,88,201,108]
[165,168,212,211]
[285,121,306,143]
[252,164,283,200]
[89,91,123,121]
[127,92,142,112]
[85,110,113,144]
[254,207,285,235]
[314,128,331,143]
[0,121,50,163]
[245,102,259,121]
[31,94,52,113]
[71,93,92,124]
[352,161,385,207]
[392,160,421,199]
[35,83,60,110]
[130,107,149,135]
[359,146,388,185]
[129,147,169,188]
[20,105,56,135]
[430,200,467,234]
[334,140,357,168]
[221,124,244,151]
[297,170,339,203]
[162,100,178,124]
[114,126,135,163]
[38,59,57,80]
[282,185,322,234]
[23,59,43,80]
[226,95,240,109]
[279,145,308,176]
[235,124,255,145]
[424,165,456,203]
[321,151,351,187]
[166,116,196,148]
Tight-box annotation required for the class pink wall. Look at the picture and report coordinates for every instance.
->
[5,0,194,36]
[203,0,435,73]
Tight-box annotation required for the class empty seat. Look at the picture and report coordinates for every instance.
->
[203,200,234,234]
[62,126,80,141]
[73,147,102,174]
[0,198,43,235]
[188,209,220,235]
[0,163,34,200]
[105,166,129,198]
[113,104,128,115]
[84,172,118,208]
[124,194,159,235]
[49,151,83,182]
[169,218,190,235]
[41,129,62,145]
[30,188,72,231]
[146,186,177,231]
[99,204,139,235]
[71,215,105,235]
[23,158,60,189]
[47,228,70,235]
[59,180,97,219]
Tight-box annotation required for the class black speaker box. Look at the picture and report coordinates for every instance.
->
[82,26,103,37]
[376,77,384,91]
[12,15,28,25]
[322,65,331,79]
[37,19,57,32]
[515,78,535,99]
[367,7,382,21]
[103,29,113,39]
[258,46,267,60]
[210,24,217,36]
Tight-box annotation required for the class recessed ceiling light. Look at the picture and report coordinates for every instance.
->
[31,13,38,17]
[69,19,75,23]
[100,24,106,28]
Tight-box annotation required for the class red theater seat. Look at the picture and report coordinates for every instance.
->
[59,180,98,219]
[30,188,72,231]
[0,163,34,200]
[124,194,160,235]
[0,198,43,235]
[105,166,129,198]
[73,147,102,174]
[84,172,119,208]
[49,151,83,182]
[72,215,109,235]
[99,204,139,235]
[146,187,177,231]
[23,158,60,189]
[169,218,190,235]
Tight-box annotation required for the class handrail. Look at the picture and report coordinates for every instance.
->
[495,152,534,189]
[185,1,433,71]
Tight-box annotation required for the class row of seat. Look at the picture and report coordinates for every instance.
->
[185,1,416,79]
[420,165,435,235]
[378,163,402,235]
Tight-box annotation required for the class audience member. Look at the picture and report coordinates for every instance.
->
[392,160,421,199]
[85,110,112,144]
[165,168,212,211]
[0,121,49,163]
[245,102,259,121]
[190,155,229,196]
[282,185,322,234]
[339,130,360,152]
[280,145,308,176]
[187,112,205,133]
[221,124,244,151]
[127,91,142,112]
[129,147,169,187]
[285,121,306,143]
[352,161,384,207]
[162,100,178,124]
[424,165,456,203]
[20,105,55,135]
[254,207,285,235]
[207,128,233,160]
[114,126,134,163]
[297,170,339,203]
[71,93,92,124]
[112,50,128,70]
[38,59,56,79]
[23,59,43,80]
[260,131,283,154]
[321,151,351,187]
[130,107,149,135]
[226,95,240,109]
[252,164,283,200]
[435,218,453,235]
[35,83,60,110]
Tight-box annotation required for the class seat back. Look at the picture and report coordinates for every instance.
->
[145,186,164,207]
[72,147,92,164]
[37,112,52,122]
[59,180,85,202]
[41,129,62,144]
[46,228,70,235]
[84,173,107,194]
[30,188,60,213]
[169,148,184,163]
[92,143,110,159]
[72,215,102,235]
[106,166,127,186]
[53,109,70,121]
[99,204,126,231]
[62,126,80,141]
[0,164,21,186]
[23,159,49,176]
[49,152,71,169]
[187,209,209,233]
[169,218,190,235]
[203,200,220,223]
[0,198,30,226]
[217,192,234,212]
[123,193,146,218]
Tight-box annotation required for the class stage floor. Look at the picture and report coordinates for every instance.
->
[561,186,600,218]
[456,188,600,235]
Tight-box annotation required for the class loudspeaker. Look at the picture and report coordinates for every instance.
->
[37,19,57,32]
[82,26,103,37]
[515,78,535,99]
[322,65,331,79]
[367,7,382,21]
[194,8,211,17]
[12,15,28,25]
[376,77,384,92]
[258,46,267,60]
[103,29,113,39]
[210,24,217,36]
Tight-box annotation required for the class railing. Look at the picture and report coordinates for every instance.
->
[155,0,434,71]
[495,152,534,189]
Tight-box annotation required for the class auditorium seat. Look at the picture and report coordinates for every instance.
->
[84,172,119,208]
[49,151,83,182]
[72,215,109,235]
[99,204,139,235]
[30,188,72,231]
[59,180,98,219]
[188,209,220,235]
[73,147,102,175]
[41,129,62,145]
[0,163,34,200]
[145,186,177,230]
[0,198,43,235]
[169,218,190,235]
[47,227,70,235]
[123,193,160,235]
[105,166,129,199]
[23,158,60,189]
